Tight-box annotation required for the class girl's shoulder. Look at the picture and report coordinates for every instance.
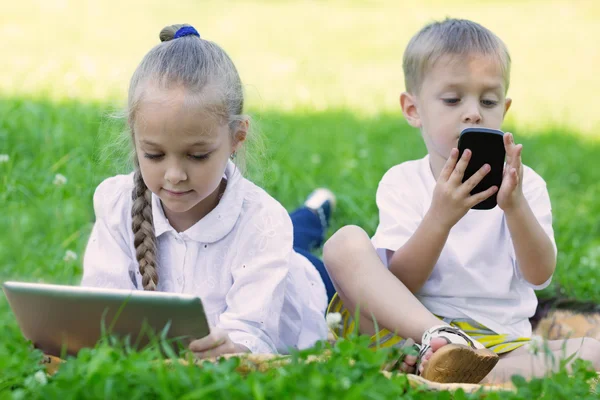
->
[236,178,291,228]
[92,173,135,221]
[240,179,287,213]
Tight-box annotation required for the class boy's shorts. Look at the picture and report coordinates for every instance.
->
[327,293,530,354]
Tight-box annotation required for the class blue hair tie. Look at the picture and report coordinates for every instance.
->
[174,26,200,39]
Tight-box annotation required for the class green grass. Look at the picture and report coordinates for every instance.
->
[2,0,600,134]
[2,98,600,397]
[2,0,600,397]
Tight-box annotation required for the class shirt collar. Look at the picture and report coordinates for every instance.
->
[422,154,437,190]
[152,160,246,243]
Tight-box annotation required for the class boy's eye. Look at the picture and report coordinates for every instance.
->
[481,99,499,107]
[442,98,460,105]
[190,153,210,161]
[143,153,164,160]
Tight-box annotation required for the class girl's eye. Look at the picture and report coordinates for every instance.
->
[443,98,460,105]
[144,153,164,160]
[190,153,210,161]
[481,99,499,107]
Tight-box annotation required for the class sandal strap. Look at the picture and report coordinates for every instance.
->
[416,325,481,376]
[422,325,479,349]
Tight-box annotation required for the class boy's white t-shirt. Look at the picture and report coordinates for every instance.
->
[371,155,557,338]
[82,161,328,354]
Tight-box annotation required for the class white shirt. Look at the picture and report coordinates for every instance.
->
[371,155,557,338]
[82,161,328,354]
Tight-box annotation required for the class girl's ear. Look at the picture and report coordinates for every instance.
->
[232,118,248,152]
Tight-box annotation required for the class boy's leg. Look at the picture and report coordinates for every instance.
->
[323,225,446,342]
[481,337,600,384]
[295,247,336,303]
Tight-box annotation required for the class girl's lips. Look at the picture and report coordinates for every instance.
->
[164,189,192,197]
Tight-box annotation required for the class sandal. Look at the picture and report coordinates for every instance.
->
[416,325,499,384]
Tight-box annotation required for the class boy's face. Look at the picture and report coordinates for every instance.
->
[401,53,511,176]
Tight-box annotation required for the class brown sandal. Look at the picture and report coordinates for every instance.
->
[417,325,499,384]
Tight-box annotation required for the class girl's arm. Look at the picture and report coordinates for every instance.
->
[81,177,137,290]
[216,204,294,354]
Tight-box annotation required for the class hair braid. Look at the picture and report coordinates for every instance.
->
[131,164,158,290]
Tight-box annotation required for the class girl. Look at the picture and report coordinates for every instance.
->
[81,24,335,358]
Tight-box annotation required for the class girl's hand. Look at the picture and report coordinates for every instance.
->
[189,327,249,359]
[497,132,525,212]
[428,148,497,229]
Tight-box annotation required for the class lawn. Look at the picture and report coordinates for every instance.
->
[1,0,599,397]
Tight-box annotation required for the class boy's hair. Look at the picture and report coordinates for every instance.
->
[126,24,247,291]
[403,18,511,95]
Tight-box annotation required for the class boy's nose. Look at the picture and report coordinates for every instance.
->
[462,109,482,124]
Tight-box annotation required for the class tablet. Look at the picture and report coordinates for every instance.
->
[2,281,210,357]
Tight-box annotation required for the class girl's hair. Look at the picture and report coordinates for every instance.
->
[403,18,511,95]
[128,24,246,290]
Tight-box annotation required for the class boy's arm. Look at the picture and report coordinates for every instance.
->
[388,212,450,293]
[504,200,556,285]
[388,149,498,293]
[498,133,556,285]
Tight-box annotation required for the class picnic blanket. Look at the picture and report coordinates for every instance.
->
[41,352,514,393]
[40,309,600,393]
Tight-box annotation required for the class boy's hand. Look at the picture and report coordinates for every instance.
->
[429,148,498,229]
[189,327,249,359]
[497,132,525,212]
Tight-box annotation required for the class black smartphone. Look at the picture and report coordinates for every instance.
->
[457,127,505,210]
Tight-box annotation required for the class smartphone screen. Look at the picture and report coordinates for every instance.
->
[457,128,505,210]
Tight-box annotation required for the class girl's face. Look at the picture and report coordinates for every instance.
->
[133,85,245,231]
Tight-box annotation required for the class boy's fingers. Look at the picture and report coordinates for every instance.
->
[439,148,459,181]
[505,167,519,187]
[512,144,523,165]
[469,185,498,207]
[461,163,491,195]
[450,149,471,183]
[504,133,522,164]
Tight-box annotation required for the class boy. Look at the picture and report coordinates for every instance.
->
[323,18,600,384]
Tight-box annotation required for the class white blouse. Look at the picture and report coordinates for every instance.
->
[81,161,328,354]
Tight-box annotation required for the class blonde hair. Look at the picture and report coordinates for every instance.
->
[127,24,247,290]
[403,18,511,95]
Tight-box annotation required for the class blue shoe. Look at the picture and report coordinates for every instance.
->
[304,188,336,230]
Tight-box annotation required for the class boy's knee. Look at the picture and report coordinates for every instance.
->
[580,337,600,366]
[323,225,371,269]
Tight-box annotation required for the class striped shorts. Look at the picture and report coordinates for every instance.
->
[327,293,530,354]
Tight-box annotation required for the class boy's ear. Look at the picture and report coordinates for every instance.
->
[400,92,422,128]
[232,118,249,152]
[504,98,512,116]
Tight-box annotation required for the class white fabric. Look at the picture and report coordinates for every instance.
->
[371,155,557,338]
[82,161,328,354]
